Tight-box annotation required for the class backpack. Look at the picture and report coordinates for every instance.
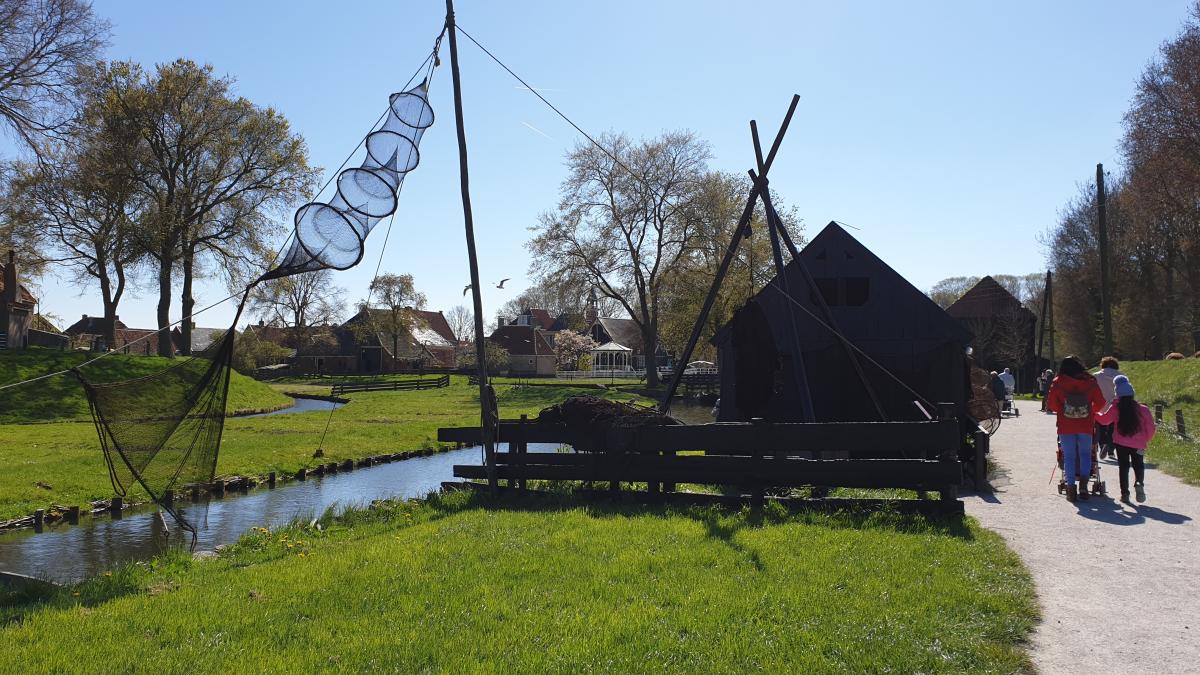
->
[1063,391,1091,419]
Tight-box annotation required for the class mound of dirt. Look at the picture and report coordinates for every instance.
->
[536,396,681,452]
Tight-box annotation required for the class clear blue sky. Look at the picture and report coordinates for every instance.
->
[22,0,1197,332]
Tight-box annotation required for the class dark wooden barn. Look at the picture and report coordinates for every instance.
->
[945,276,1038,391]
[712,222,972,423]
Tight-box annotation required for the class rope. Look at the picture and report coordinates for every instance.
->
[455,24,671,209]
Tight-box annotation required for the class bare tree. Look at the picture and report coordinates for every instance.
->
[0,0,108,156]
[446,304,472,343]
[529,131,710,387]
[249,268,345,348]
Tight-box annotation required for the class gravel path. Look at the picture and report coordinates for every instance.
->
[963,408,1200,674]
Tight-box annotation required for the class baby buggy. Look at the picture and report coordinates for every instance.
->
[1056,439,1106,496]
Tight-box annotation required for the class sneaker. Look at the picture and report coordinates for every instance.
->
[1120,491,1131,504]
[1135,483,1146,503]
[1066,485,1077,502]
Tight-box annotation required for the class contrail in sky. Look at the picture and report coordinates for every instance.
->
[521,121,554,140]
[515,85,565,92]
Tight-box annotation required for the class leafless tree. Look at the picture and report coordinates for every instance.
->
[0,0,108,157]
[529,131,710,386]
[446,304,473,343]
[249,268,345,349]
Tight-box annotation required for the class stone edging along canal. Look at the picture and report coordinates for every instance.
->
[0,430,460,534]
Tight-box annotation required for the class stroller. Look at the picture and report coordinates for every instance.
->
[1056,437,1106,496]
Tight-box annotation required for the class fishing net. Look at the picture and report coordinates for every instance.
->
[70,81,435,543]
[261,81,433,280]
[967,367,1001,435]
[72,319,239,542]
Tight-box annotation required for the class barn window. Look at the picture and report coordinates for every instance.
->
[844,277,870,306]
[811,278,839,306]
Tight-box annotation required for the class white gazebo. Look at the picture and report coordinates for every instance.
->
[591,341,632,372]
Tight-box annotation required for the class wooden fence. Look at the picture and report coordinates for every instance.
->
[439,415,974,512]
[331,374,449,396]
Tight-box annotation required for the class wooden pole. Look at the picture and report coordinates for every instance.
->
[1047,272,1055,365]
[659,95,800,411]
[445,0,497,493]
[1036,270,1050,368]
[1176,409,1186,437]
[1097,163,1113,356]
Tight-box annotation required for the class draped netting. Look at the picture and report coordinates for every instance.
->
[261,80,434,281]
[73,319,240,542]
[70,79,435,545]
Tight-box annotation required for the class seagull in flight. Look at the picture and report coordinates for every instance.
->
[463,284,473,296]
[495,278,510,289]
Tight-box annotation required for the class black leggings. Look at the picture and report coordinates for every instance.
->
[1115,444,1145,494]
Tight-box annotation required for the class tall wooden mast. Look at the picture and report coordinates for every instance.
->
[445,0,497,492]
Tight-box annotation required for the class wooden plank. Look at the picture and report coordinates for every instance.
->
[439,419,959,458]
[455,456,960,490]
[612,420,960,456]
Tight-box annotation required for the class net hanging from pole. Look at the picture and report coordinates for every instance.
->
[70,78,436,545]
[260,80,434,281]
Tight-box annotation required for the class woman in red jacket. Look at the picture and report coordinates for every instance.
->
[1046,356,1107,502]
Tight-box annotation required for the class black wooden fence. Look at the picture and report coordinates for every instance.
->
[331,375,449,396]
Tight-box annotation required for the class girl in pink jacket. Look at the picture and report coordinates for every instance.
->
[1095,375,1156,503]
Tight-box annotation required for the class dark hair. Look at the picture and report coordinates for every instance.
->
[1100,356,1119,370]
[1059,356,1086,378]
[1116,395,1142,437]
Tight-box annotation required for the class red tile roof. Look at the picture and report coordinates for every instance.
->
[488,325,554,356]
[412,309,458,344]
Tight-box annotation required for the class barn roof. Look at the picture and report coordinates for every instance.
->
[411,309,458,344]
[488,325,554,356]
[717,221,972,346]
[946,276,1035,320]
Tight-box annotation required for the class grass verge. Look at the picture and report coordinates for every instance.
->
[0,348,290,423]
[0,490,1037,672]
[1120,360,1200,484]
[0,377,651,521]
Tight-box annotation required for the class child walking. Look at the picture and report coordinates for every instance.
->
[1046,356,1106,502]
[1095,375,1156,503]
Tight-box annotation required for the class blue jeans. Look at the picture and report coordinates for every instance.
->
[1061,433,1092,483]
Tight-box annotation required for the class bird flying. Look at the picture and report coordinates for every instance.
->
[463,284,473,296]
[496,278,510,289]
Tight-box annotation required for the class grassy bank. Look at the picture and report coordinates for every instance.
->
[0,348,290,424]
[1119,359,1200,484]
[0,491,1037,672]
[0,377,650,521]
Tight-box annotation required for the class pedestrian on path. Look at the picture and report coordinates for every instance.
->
[1093,356,1123,459]
[1095,374,1155,503]
[1046,356,1107,502]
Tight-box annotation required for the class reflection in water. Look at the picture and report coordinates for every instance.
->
[0,444,553,584]
[239,397,344,417]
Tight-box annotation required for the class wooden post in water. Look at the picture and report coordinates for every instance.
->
[268,471,277,488]
[67,505,80,525]
[33,509,44,532]
[162,490,174,507]
[110,496,123,518]
[446,0,498,494]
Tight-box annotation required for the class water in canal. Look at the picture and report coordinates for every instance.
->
[0,443,557,584]
[239,397,345,417]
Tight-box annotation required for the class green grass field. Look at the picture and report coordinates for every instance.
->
[1119,359,1200,484]
[0,375,651,521]
[0,348,290,423]
[0,491,1037,672]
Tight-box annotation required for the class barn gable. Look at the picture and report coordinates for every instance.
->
[714,222,971,422]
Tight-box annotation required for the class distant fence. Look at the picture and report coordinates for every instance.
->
[556,370,643,380]
[331,375,449,396]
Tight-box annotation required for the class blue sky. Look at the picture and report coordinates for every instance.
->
[18,0,1197,331]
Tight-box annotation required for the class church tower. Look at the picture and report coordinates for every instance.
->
[585,287,598,325]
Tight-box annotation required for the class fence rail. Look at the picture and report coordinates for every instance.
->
[330,375,449,396]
